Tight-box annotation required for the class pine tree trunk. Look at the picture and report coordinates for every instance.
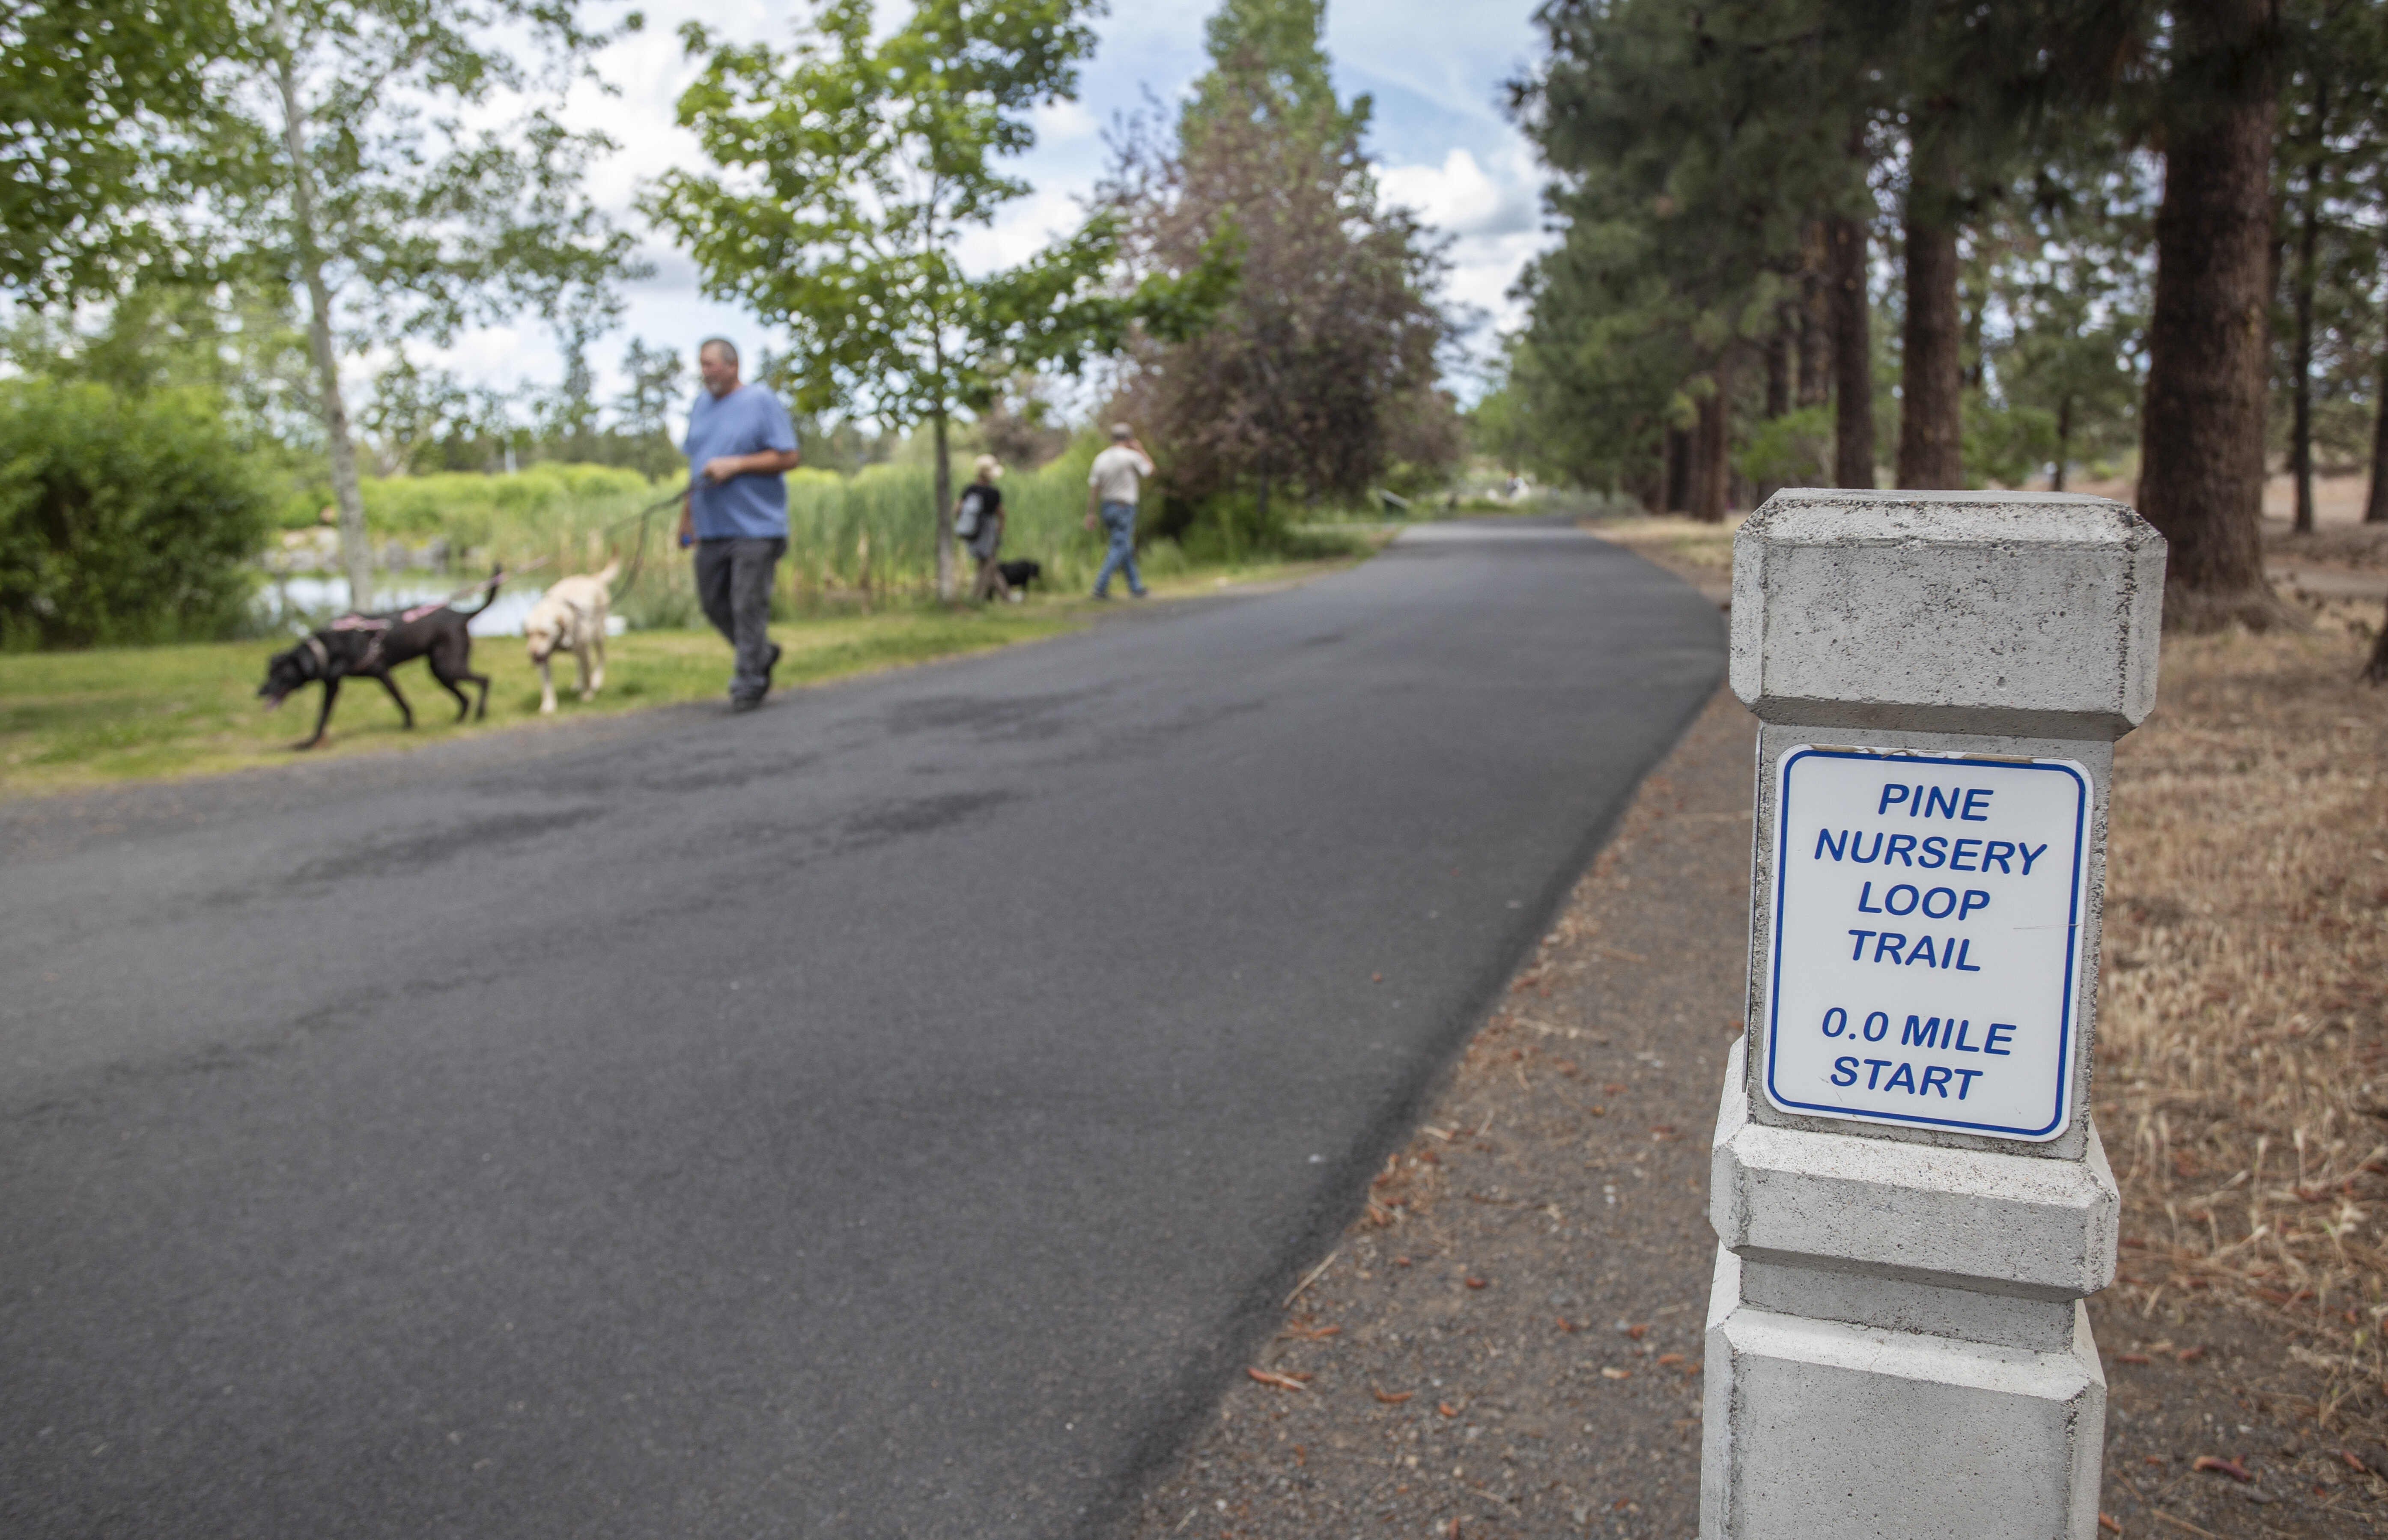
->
[1798,223,1831,408]
[272,5,372,613]
[1664,426,1691,513]
[1759,322,1792,503]
[2369,342,2388,523]
[1765,324,1790,420]
[2291,174,2319,534]
[2140,0,2284,630]
[1692,354,1732,523]
[1827,215,1874,488]
[1896,145,1965,491]
[2053,395,2074,493]
[932,405,954,601]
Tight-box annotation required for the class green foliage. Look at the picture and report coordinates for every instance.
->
[0,0,234,302]
[348,462,653,541]
[357,335,691,480]
[1735,405,1833,490]
[649,0,1118,426]
[742,445,1154,597]
[1500,0,1866,493]
[206,0,647,607]
[646,0,1238,410]
[1464,384,1530,475]
[0,279,321,452]
[597,339,691,481]
[2269,0,2388,486]
[647,0,1231,596]
[1109,0,1456,515]
[357,357,513,475]
[332,435,1201,604]
[1496,0,2289,503]
[1186,0,1367,146]
[1961,395,2057,491]
[0,381,272,648]
[225,0,645,351]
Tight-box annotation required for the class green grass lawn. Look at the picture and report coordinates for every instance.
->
[0,606,1074,799]
[0,553,1366,801]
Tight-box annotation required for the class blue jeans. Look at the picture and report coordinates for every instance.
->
[1092,501,1144,596]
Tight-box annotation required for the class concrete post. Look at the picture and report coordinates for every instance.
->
[1700,490,2165,1540]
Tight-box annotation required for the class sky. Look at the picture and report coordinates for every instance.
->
[428,0,1556,423]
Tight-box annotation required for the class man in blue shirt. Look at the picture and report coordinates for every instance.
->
[680,337,801,711]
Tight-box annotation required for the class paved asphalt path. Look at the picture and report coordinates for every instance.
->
[0,520,1723,1538]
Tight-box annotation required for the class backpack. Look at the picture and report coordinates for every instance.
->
[954,488,985,541]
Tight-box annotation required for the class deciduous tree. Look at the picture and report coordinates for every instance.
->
[1105,6,1454,527]
[650,0,1218,599]
[1,0,234,302]
[218,0,642,608]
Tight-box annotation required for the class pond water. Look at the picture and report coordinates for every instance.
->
[253,577,626,638]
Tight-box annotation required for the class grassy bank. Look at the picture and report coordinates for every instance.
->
[0,606,1070,800]
[0,553,1369,801]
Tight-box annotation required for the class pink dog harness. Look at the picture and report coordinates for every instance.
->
[328,600,446,632]
[322,600,453,670]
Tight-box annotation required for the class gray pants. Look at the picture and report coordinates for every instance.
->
[694,536,784,702]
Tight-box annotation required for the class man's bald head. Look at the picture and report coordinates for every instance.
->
[698,338,741,398]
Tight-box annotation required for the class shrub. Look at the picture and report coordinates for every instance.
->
[1962,397,2059,491]
[1734,405,1833,490]
[0,381,273,648]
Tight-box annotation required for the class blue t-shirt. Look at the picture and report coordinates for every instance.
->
[683,384,799,539]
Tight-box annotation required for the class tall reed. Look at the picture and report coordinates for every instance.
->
[350,439,1185,619]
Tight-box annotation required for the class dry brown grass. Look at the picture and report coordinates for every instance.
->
[1582,513,1742,576]
[2098,591,2388,1432]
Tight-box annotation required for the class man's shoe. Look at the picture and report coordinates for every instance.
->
[1089,590,1111,601]
[731,695,762,714]
[1129,587,1150,599]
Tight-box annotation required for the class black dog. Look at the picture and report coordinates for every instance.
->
[258,573,500,750]
[997,558,1043,593]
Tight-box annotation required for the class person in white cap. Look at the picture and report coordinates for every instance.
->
[1085,423,1154,599]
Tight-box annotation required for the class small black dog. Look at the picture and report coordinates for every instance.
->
[258,573,500,750]
[997,558,1043,593]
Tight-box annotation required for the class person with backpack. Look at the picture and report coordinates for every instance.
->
[954,455,1008,602]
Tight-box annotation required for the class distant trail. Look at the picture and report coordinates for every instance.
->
[0,518,1723,1539]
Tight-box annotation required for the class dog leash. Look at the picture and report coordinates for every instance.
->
[607,481,696,605]
[442,480,690,608]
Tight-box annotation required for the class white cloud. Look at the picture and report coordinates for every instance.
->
[953,185,1097,277]
[1376,140,1552,354]
[1379,146,1537,238]
[1029,98,1101,146]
